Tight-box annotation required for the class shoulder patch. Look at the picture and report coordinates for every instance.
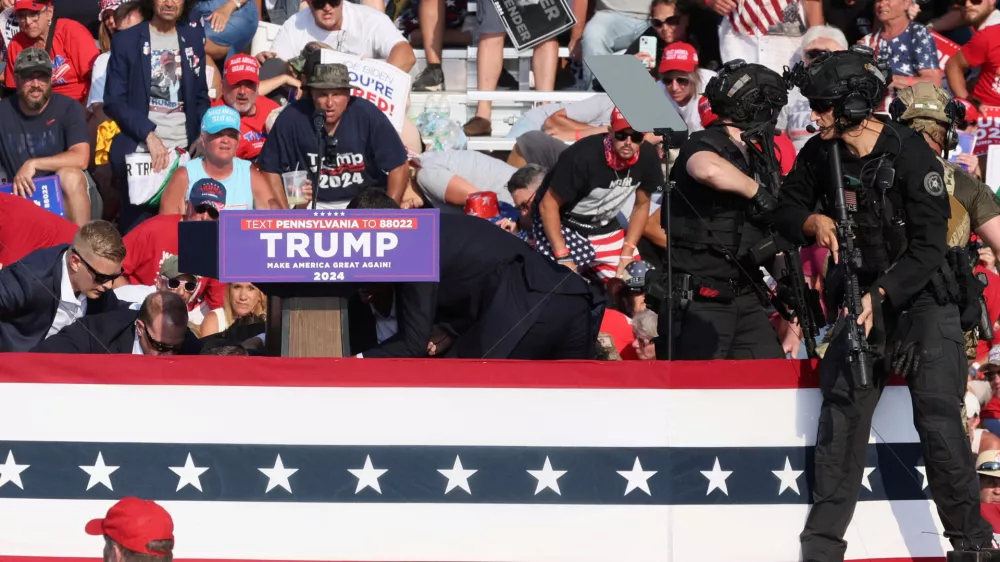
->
[924,171,945,197]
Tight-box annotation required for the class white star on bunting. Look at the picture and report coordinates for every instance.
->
[169,453,210,492]
[259,454,298,493]
[0,450,29,490]
[438,455,477,494]
[349,455,389,494]
[527,456,567,495]
[861,466,877,492]
[700,457,733,496]
[915,466,928,490]
[772,457,803,496]
[80,452,119,491]
[617,457,657,496]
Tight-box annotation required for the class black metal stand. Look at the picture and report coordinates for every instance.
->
[653,127,685,360]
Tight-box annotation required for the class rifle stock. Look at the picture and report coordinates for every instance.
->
[830,141,875,389]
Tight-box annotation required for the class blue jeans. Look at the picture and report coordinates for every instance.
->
[190,0,259,58]
[580,10,649,89]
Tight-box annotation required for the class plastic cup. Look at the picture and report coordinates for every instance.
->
[282,171,308,207]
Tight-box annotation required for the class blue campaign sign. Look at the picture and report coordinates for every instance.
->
[0,176,65,217]
[217,209,441,283]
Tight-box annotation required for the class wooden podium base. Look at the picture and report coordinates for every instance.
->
[265,295,351,357]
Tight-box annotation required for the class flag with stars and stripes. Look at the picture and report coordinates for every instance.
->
[0,354,956,561]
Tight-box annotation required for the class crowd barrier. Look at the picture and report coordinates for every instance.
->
[0,354,946,561]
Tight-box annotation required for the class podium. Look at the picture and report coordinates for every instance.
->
[177,210,441,357]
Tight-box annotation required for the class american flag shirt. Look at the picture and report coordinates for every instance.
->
[861,21,939,77]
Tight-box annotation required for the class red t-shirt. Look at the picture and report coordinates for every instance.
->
[600,309,639,360]
[5,19,99,105]
[0,192,77,267]
[121,214,226,310]
[961,25,1000,106]
[212,96,280,161]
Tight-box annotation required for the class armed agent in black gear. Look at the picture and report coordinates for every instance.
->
[775,47,996,561]
[657,60,790,360]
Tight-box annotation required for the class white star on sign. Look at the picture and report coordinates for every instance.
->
[349,455,388,494]
[438,455,477,494]
[259,454,298,493]
[617,456,657,496]
[312,212,319,217]
[80,452,119,491]
[700,457,733,496]
[861,466,877,492]
[915,465,928,490]
[0,450,29,490]
[528,456,568,495]
[169,453,209,492]
[772,456,803,496]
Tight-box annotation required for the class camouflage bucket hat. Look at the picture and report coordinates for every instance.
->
[306,62,351,90]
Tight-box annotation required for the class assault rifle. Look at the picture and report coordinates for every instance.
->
[829,141,875,389]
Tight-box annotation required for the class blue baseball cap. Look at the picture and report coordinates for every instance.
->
[201,106,241,134]
[188,178,227,211]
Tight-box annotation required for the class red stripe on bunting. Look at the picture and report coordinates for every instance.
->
[0,354,912,390]
[0,558,948,562]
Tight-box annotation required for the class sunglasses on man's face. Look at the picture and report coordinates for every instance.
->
[614,130,644,143]
[72,248,122,285]
[195,203,220,219]
[956,0,985,7]
[163,276,197,292]
[979,461,1000,472]
[650,15,682,27]
[138,321,183,354]
[311,0,343,9]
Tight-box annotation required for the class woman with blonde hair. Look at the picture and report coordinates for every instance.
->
[200,282,266,336]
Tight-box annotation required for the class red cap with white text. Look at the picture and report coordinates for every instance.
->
[611,108,633,132]
[224,54,260,86]
[14,0,49,11]
[658,42,698,74]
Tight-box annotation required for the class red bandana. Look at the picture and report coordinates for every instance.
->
[604,134,639,171]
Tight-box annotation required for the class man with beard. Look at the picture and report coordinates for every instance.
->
[0,47,92,226]
[532,108,663,281]
[105,0,210,233]
[211,54,279,162]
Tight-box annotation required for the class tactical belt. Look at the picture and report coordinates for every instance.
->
[675,273,758,302]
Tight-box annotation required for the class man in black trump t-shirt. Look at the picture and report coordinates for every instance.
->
[0,47,91,226]
[532,108,662,281]
[257,55,407,209]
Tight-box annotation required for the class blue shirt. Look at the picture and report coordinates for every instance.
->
[863,21,938,77]
[257,96,407,204]
[183,156,255,210]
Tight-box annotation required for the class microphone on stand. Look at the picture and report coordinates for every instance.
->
[311,109,326,211]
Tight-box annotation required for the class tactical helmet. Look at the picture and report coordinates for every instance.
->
[625,260,654,292]
[785,45,891,129]
[890,83,965,151]
[704,60,789,126]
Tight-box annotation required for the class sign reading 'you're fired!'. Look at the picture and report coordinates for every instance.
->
[218,210,440,283]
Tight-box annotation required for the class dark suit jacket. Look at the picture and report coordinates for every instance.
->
[104,21,210,149]
[0,244,122,352]
[33,307,140,353]
[361,214,601,359]
[33,306,202,354]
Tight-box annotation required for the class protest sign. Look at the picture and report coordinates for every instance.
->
[320,50,411,132]
[0,175,66,217]
[218,209,440,283]
[492,0,576,51]
[971,106,1000,157]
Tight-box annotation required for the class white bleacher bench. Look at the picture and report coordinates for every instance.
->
[420,136,573,152]
[465,91,599,103]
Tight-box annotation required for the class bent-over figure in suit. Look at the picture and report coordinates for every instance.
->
[349,189,605,359]
[0,221,126,352]
[34,291,193,355]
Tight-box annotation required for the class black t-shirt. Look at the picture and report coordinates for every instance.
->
[538,134,662,234]
[668,127,768,281]
[258,96,407,204]
[822,0,874,45]
[0,93,88,179]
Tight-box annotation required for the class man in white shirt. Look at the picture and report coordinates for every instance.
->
[260,0,415,72]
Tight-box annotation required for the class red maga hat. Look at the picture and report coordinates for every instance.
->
[85,497,174,556]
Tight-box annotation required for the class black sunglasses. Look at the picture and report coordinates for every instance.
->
[311,0,343,8]
[138,321,184,354]
[980,461,1000,472]
[956,0,985,6]
[163,277,197,292]
[805,49,831,61]
[72,248,122,285]
[195,203,220,219]
[663,76,691,87]
[614,130,645,143]
[650,15,681,27]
